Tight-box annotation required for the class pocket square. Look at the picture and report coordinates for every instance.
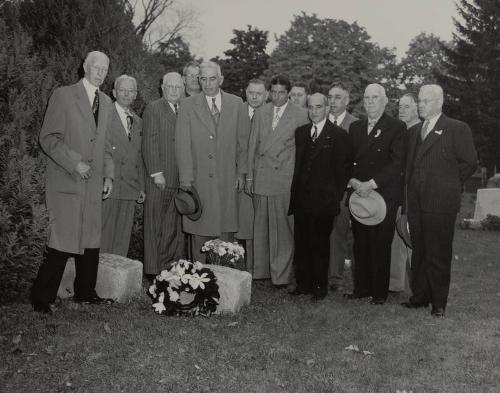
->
[434,130,443,135]
[374,129,381,138]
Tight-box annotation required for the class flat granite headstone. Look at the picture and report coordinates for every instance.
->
[57,253,143,302]
[473,188,500,220]
[207,264,252,314]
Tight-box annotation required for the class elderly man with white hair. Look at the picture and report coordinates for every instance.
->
[175,61,250,262]
[345,83,406,305]
[402,84,477,317]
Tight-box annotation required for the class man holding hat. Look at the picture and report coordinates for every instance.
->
[346,83,406,305]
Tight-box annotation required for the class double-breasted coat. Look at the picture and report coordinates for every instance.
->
[175,91,250,236]
[39,80,114,254]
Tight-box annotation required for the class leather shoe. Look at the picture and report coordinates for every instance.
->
[343,293,370,300]
[33,303,52,314]
[401,301,429,309]
[431,307,445,317]
[369,297,386,305]
[289,288,308,296]
[312,288,327,300]
[74,295,114,305]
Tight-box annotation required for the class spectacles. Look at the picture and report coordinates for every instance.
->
[117,88,137,94]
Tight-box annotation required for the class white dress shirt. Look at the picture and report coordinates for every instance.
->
[422,112,442,139]
[114,102,131,136]
[329,110,346,126]
[205,91,222,112]
[82,77,99,107]
[311,117,327,138]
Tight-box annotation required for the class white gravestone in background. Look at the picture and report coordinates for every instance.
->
[473,188,500,220]
[58,253,143,302]
[207,265,252,314]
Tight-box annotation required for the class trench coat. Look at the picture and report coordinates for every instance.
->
[39,80,114,254]
[175,91,249,236]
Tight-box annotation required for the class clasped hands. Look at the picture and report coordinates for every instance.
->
[350,178,376,197]
[75,161,113,199]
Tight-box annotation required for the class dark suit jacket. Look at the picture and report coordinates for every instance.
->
[336,111,358,133]
[406,113,477,213]
[107,105,144,200]
[349,112,406,203]
[289,119,351,216]
[142,98,178,189]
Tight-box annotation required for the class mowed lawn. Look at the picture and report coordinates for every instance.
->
[1,196,499,393]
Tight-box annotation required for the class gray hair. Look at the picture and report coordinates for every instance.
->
[199,61,222,77]
[307,93,328,106]
[162,72,183,85]
[84,50,109,66]
[420,84,444,104]
[365,83,387,98]
[114,74,137,89]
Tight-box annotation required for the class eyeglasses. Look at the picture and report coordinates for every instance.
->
[117,88,137,94]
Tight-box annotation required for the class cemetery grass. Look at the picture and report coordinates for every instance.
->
[1,196,499,393]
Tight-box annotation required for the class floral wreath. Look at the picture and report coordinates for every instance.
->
[148,259,220,316]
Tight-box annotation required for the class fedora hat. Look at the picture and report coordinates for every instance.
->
[396,213,412,249]
[349,191,386,226]
[174,186,202,221]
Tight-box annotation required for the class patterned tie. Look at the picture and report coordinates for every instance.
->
[312,124,318,142]
[272,106,281,130]
[368,119,377,135]
[174,103,178,116]
[92,90,99,126]
[211,97,220,124]
[126,112,133,141]
[420,120,430,140]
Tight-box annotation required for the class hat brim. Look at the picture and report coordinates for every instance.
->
[396,213,412,249]
[174,186,203,221]
[349,191,387,226]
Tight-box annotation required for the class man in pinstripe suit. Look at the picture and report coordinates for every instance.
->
[101,75,145,257]
[142,72,185,277]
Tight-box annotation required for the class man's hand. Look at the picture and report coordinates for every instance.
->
[103,177,113,199]
[75,161,92,180]
[244,178,254,196]
[153,173,166,190]
[235,174,245,192]
[355,181,375,198]
[137,191,146,204]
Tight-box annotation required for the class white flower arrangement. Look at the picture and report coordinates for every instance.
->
[201,239,245,267]
[148,259,219,316]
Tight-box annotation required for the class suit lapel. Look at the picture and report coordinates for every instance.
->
[193,93,216,136]
[74,81,96,133]
[354,114,387,161]
[415,114,447,161]
[261,103,292,153]
[310,121,334,161]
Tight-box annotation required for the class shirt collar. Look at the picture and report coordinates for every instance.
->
[368,113,383,127]
[82,78,98,105]
[205,91,222,110]
[329,110,346,125]
[311,117,327,136]
[114,101,130,116]
[274,101,288,114]
[425,112,442,130]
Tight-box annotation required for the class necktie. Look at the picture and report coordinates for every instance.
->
[333,116,338,126]
[312,125,318,142]
[421,120,430,140]
[126,112,133,141]
[249,108,255,120]
[272,106,281,130]
[174,103,178,116]
[92,90,99,126]
[211,97,220,124]
[368,119,376,135]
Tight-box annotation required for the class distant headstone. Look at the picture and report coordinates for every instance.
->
[58,253,143,302]
[486,174,500,188]
[473,188,500,220]
[207,265,252,314]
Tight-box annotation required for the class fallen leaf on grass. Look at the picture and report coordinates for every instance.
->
[159,377,169,384]
[227,322,238,327]
[194,364,201,370]
[12,334,21,345]
[362,350,374,356]
[344,344,374,356]
[306,359,315,366]
[103,323,111,334]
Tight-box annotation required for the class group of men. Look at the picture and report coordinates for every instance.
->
[31,50,477,319]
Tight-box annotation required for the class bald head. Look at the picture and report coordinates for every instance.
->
[83,51,109,88]
[418,84,444,120]
[364,83,388,119]
[307,93,328,124]
[162,72,183,104]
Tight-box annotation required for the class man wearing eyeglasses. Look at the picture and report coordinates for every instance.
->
[100,75,145,257]
[142,72,185,277]
[182,61,201,97]
[176,61,250,263]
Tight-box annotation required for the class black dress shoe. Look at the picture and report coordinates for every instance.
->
[33,303,52,314]
[431,307,445,317]
[343,293,370,300]
[74,295,114,305]
[289,288,308,296]
[369,297,386,305]
[401,301,429,309]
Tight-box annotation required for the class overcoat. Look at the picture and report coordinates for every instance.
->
[248,102,309,195]
[175,91,249,236]
[107,105,144,200]
[39,80,114,254]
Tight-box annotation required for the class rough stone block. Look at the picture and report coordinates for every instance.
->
[473,188,500,220]
[58,253,143,302]
[207,264,252,314]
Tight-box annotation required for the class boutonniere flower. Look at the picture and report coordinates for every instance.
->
[434,130,443,135]
[374,129,381,138]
